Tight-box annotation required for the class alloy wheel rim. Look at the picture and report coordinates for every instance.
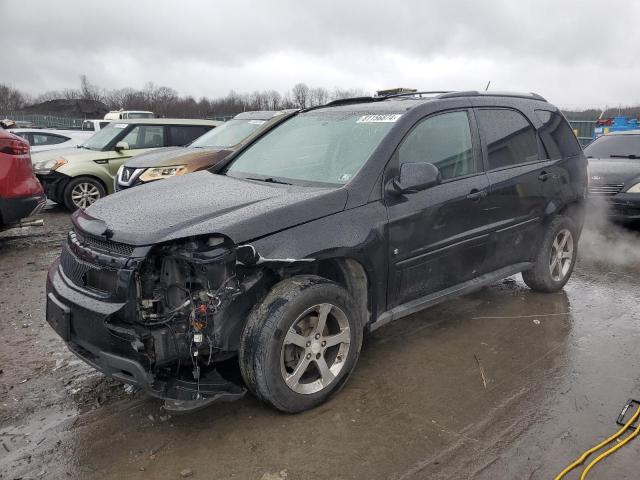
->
[549,228,574,282]
[280,303,351,395]
[71,182,101,209]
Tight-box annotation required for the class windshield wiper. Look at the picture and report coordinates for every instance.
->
[245,177,293,185]
[610,154,640,159]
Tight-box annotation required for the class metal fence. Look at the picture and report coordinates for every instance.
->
[0,112,86,129]
[567,120,596,147]
[1,112,234,129]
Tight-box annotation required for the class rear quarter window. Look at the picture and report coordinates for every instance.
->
[535,109,582,158]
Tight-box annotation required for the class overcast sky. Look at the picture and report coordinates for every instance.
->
[1,0,638,109]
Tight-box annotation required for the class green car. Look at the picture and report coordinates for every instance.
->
[32,118,221,211]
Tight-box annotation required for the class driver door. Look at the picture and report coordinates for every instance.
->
[386,109,493,307]
[106,125,166,176]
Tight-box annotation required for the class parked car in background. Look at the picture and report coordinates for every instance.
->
[10,129,93,153]
[0,127,46,229]
[585,130,640,222]
[116,110,295,190]
[81,119,111,132]
[45,91,586,413]
[32,119,221,211]
[104,110,154,120]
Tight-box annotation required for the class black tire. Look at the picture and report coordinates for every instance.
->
[63,176,106,211]
[239,275,363,413]
[522,215,578,293]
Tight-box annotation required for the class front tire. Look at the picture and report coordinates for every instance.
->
[63,176,106,211]
[239,275,363,413]
[522,215,578,292]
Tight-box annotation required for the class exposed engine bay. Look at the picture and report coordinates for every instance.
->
[129,236,279,409]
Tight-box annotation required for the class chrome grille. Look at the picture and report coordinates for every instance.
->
[73,230,135,257]
[588,184,624,196]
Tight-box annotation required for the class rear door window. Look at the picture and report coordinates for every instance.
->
[476,108,539,169]
[168,126,210,146]
[535,109,582,158]
[32,133,68,146]
[398,110,477,180]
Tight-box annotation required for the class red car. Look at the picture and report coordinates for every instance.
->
[0,127,46,228]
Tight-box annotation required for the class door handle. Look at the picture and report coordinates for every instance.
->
[466,189,487,201]
[538,171,552,182]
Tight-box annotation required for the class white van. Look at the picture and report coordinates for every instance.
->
[104,110,155,120]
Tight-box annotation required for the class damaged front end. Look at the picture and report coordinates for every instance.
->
[46,230,270,412]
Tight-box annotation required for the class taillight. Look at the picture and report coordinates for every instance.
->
[0,137,30,155]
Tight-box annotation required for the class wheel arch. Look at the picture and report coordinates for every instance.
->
[282,257,372,329]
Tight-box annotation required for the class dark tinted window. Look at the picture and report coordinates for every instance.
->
[584,134,640,159]
[398,110,476,180]
[476,109,539,169]
[535,109,582,158]
[168,126,210,146]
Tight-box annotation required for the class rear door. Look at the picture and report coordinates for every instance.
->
[474,107,551,269]
[386,109,492,307]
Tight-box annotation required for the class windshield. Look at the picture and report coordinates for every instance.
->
[584,135,640,158]
[191,119,265,148]
[82,123,127,150]
[225,111,399,186]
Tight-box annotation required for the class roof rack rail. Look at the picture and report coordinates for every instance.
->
[438,91,547,101]
[381,91,453,99]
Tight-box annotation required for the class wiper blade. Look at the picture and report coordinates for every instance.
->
[245,177,292,185]
[610,154,640,159]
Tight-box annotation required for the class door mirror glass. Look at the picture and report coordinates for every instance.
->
[114,141,129,152]
[388,162,441,194]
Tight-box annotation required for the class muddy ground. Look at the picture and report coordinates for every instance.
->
[1,206,640,480]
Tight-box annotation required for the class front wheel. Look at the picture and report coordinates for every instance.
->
[522,215,578,292]
[63,176,106,211]
[239,275,363,413]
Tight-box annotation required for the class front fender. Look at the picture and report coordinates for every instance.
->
[245,201,388,315]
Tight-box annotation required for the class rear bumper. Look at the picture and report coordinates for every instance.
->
[0,193,46,225]
[45,259,245,407]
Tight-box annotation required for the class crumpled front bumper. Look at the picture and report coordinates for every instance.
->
[45,258,245,410]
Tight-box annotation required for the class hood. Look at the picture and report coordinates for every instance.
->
[31,147,81,169]
[78,171,348,245]
[124,146,234,171]
[587,158,640,186]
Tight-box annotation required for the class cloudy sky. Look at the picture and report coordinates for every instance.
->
[1,0,638,108]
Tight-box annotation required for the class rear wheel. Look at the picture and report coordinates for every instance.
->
[63,177,106,211]
[522,216,577,292]
[239,275,363,413]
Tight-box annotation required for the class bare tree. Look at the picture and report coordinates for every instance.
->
[291,83,310,109]
[310,87,329,106]
[0,84,28,112]
[79,75,103,102]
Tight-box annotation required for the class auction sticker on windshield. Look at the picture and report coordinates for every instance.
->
[114,123,127,129]
[248,120,266,125]
[357,114,402,123]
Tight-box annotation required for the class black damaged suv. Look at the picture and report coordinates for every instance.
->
[46,91,587,413]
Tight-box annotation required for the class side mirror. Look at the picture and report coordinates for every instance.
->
[387,162,441,195]
[114,141,129,152]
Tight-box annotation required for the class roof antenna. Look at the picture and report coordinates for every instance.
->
[485,81,491,91]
